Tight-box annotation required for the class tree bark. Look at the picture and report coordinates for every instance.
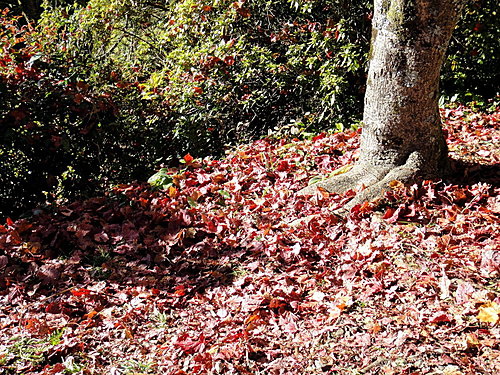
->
[299,0,467,213]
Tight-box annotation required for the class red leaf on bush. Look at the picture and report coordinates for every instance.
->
[236,7,251,18]
[224,56,235,66]
[184,153,194,164]
[73,93,84,104]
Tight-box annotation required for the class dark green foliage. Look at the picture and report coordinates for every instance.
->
[0,0,498,219]
[442,0,500,102]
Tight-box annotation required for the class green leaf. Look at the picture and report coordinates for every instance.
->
[308,176,324,185]
[328,164,352,177]
[218,190,231,199]
[148,168,173,189]
[187,197,198,207]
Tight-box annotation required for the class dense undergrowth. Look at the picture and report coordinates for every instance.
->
[1,0,500,218]
[0,106,498,374]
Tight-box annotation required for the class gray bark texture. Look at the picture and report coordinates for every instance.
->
[299,0,467,214]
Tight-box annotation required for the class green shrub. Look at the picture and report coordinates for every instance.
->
[37,0,371,138]
[0,9,177,218]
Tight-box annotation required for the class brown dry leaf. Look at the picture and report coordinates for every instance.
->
[465,332,481,348]
[443,365,463,375]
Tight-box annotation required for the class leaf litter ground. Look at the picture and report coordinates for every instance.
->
[0,106,499,375]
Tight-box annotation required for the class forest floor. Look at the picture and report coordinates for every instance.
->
[1,105,499,375]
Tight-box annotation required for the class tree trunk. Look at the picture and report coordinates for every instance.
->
[299,0,466,213]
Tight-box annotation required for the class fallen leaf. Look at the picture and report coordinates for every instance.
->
[477,302,500,324]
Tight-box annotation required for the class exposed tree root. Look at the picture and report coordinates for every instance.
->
[296,152,425,217]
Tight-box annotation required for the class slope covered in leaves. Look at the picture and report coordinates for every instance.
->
[0,106,499,375]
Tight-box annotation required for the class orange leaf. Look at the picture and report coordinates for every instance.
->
[388,180,404,189]
[168,186,178,197]
[84,310,98,319]
[190,190,202,201]
[245,313,259,325]
[71,288,92,296]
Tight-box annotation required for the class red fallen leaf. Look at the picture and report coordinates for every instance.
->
[276,160,290,172]
[201,213,217,232]
[174,333,206,354]
[222,331,245,343]
[429,312,453,324]
[93,232,109,242]
[45,302,63,314]
[383,206,402,223]
[174,285,187,297]
[76,81,89,91]
[71,288,92,296]
[312,133,326,142]
[6,231,22,245]
[43,363,66,374]
[5,217,14,227]
[268,298,286,309]
[193,352,212,367]
[236,7,251,18]
[73,93,84,104]
[13,220,32,233]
